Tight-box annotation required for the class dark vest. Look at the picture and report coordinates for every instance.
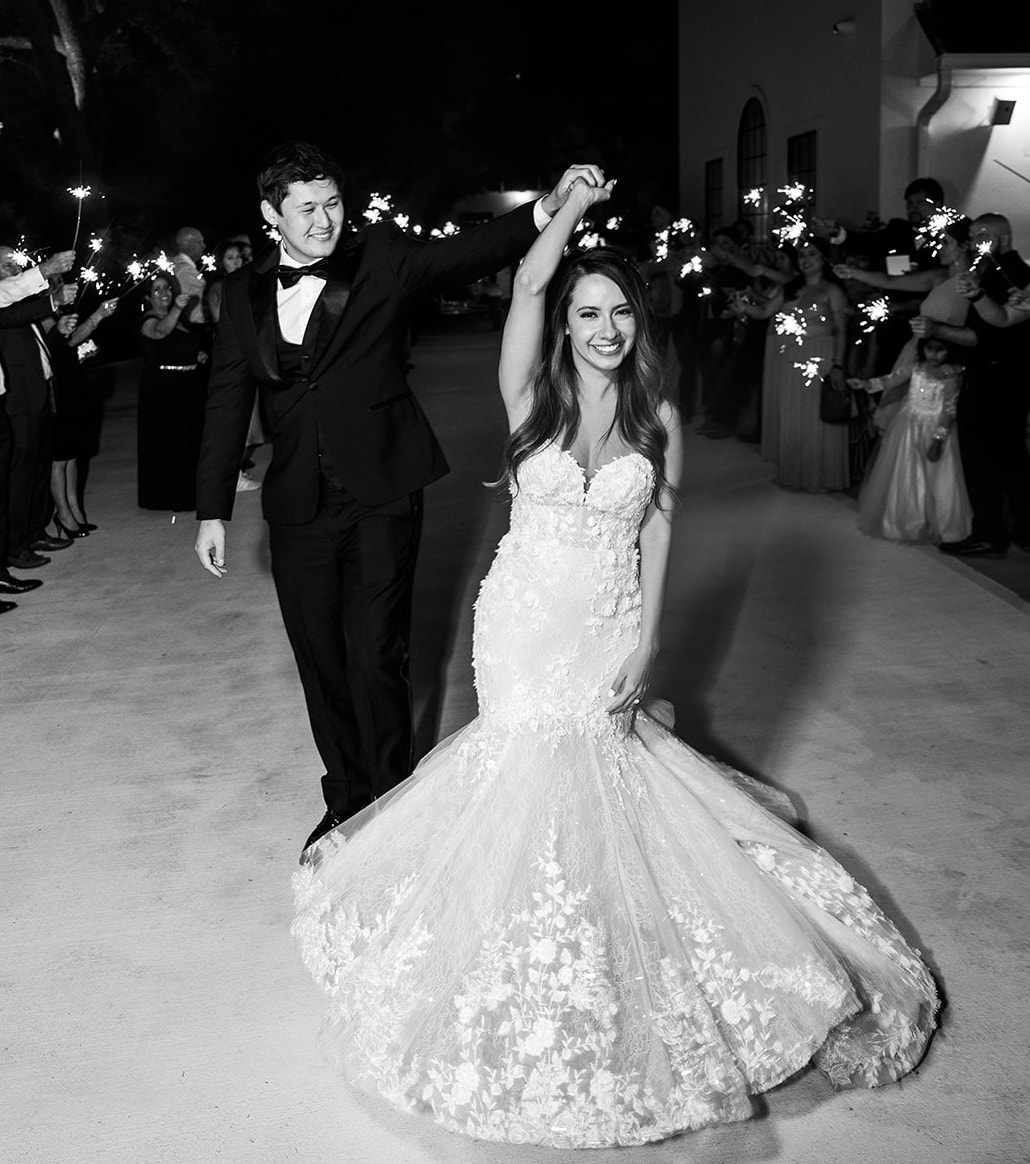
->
[274,307,345,488]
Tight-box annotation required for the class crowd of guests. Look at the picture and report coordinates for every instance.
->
[649,177,1030,557]
[3,177,1028,619]
[0,222,261,618]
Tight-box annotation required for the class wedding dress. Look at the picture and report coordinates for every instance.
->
[292,444,939,1148]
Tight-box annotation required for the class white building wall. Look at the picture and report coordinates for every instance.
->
[677,0,1030,252]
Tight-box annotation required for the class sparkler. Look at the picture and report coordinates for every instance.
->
[200,253,217,273]
[775,307,809,348]
[430,222,460,238]
[858,296,891,334]
[971,239,1019,289]
[77,339,99,363]
[68,184,92,251]
[577,232,605,250]
[743,188,763,208]
[913,205,964,255]
[793,357,824,385]
[363,193,393,224]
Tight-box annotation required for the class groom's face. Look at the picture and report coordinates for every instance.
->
[262,178,344,263]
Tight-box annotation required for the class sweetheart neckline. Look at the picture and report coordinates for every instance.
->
[556,447,649,491]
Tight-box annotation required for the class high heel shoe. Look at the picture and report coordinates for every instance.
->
[75,519,98,532]
[52,517,89,539]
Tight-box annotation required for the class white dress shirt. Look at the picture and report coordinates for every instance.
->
[0,265,47,309]
[274,199,553,345]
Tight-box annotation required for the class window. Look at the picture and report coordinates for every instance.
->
[787,131,818,207]
[737,98,768,241]
[704,158,724,238]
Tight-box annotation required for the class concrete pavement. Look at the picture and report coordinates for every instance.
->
[2,324,1028,1164]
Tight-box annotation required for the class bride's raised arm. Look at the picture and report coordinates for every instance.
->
[498,175,615,428]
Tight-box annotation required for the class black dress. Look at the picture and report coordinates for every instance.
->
[137,317,206,511]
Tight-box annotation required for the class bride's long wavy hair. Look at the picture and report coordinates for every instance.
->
[498,247,672,505]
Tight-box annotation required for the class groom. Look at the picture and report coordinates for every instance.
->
[195,140,603,859]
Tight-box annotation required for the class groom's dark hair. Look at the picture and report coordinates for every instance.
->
[258,141,347,211]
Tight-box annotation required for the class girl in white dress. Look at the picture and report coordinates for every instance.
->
[292,175,939,1148]
[850,336,972,544]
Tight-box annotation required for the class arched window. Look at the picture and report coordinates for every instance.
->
[737,97,768,242]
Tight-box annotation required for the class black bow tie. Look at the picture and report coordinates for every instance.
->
[277,259,330,288]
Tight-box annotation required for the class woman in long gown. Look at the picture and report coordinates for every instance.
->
[292,177,939,1149]
[737,240,851,492]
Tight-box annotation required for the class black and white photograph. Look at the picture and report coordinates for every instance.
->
[1,2,1027,1161]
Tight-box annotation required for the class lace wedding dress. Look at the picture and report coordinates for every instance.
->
[292,444,939,1148]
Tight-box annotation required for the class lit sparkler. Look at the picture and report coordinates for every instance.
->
[914,205,964,255]
[77,339,99,363]
[794,357,824,385]
[858,296,891,333]
[430,222,460,238]
[577,232,605,250]
[68,184,92,251]
[363,193,393,224]
[200,253,217,273]
[775,307,808,347]
[744,188,763,208]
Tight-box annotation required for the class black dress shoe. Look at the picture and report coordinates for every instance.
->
[7,550,51,569]
[0,573,43,594]
[939,537,1007,558]
[299,809,346,863]
[30,534,72,552]
[0,599,16,615]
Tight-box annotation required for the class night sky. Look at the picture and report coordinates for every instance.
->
[1,1,680,256]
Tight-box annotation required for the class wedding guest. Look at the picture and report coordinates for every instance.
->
[0,248,78,570]
[45,298,119,538]
[137,273,207,511]
[171,226,208,326]
[942,212,1030,557]
[850,336,971,544]
[733,239,850,492]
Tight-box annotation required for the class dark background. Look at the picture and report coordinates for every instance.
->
[1,1,680,258]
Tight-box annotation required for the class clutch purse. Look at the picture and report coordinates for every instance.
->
[819,371,851,424]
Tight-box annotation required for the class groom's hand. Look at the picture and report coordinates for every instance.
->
[541,164,608,218]
[195,518,228,578]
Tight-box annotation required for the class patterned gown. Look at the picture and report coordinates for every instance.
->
[292,444,939,1149]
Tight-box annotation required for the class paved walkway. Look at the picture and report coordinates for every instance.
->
[3,325,1028,1163]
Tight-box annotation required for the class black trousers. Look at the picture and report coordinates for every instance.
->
[7,406,52,557]
[0,402,12,568]
[269,478,424,812]
[958,362,1030,545]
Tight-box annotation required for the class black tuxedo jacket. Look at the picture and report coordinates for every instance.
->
[196,201,540,524]
[0,294,55,417]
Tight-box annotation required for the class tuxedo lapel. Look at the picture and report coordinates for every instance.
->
[247,256,283,383]
[311,238,362,377]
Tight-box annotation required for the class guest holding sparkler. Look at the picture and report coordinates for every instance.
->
[731,238,850,492]
[137,273,207,512]
[45,297,119,538]
[0,247,80,571]
[170,226,209,326]
[942,212,1030,557]
[833,218,978,436]
[849,336,971,545]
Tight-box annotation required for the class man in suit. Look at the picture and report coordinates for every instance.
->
[0,248,79,574]
[0,248,75,608]
[194,140,603,859]
[942,212,1030,557]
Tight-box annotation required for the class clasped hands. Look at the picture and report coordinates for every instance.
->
[542,164,616,218]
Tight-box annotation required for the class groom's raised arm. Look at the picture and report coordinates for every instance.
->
[393,164,607,296]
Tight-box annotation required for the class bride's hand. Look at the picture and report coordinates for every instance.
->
[606,644,657,714]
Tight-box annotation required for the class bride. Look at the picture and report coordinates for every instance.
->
[292,175,939,1148]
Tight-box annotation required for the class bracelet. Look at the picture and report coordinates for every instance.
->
[968,289,985,303]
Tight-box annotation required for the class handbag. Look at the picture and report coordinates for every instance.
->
[819,369,851,424]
